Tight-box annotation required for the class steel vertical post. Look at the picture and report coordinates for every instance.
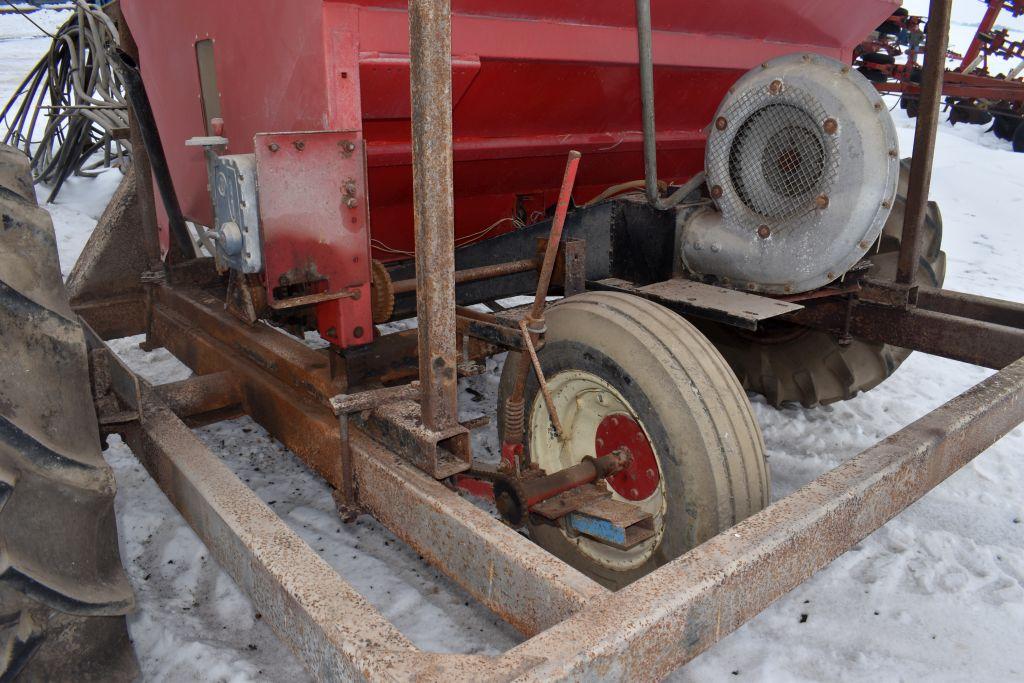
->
[408,0,458,432]
[896,0,952,286]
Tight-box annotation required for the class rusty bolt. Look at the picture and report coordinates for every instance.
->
[768,79,784,95]
[757,224,771,239]
[801,54,811,62]
[823,118,839,135]
[344,180,357,194]
[294,140,306,151]
[840,65,850,75]
[859,240,870,249]
[874,102,884,111]
[784,285,793,293]
[711,185,724,198]
[342,141,356,153]
[889,148,898,158]
[715,116,728,131]
[827,272,836,280]
[882,200,892,209]
[268,143,280,153]
[815,194,830,209]
[345,197,358,208]
[761,62,769,69]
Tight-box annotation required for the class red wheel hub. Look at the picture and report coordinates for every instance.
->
[595,413,660,501]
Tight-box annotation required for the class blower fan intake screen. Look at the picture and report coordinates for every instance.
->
[713,88,840,227]
[729,104,829,221]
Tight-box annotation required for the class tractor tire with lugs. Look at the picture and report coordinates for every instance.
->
[698,158,946,408]
[0,144,138,680]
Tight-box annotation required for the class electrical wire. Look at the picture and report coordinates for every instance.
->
[371,215,526,258]
[1,1,129,201]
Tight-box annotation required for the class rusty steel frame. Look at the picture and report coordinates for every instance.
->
[96,306,1024,680]
[409,0,459,436]
[897,0,952,286]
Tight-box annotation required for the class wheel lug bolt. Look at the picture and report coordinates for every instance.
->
[630,488,639,497]
[596,438,604,448]
[646,468,656,479]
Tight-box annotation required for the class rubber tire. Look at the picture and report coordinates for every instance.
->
[1014,119,1024,153]
[498,292,769,589]
[860,52,896,65]
[857,65,890,84]
[0,145,138,680]
[698,158,946,408]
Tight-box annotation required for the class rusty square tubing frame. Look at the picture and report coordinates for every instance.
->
[897,0,952,286]
[115,333,1024,681]
[144,284,604,638]
[410,0,459,434]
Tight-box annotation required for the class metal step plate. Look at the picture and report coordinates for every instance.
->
[593,277,803,330]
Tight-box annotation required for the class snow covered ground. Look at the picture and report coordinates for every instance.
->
[3,4,1024,682]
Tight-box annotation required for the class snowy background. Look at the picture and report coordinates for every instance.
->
[2,2,1023,681]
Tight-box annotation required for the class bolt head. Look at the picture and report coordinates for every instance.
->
[268,143,280,152]
[757,225,771,239]
[715,116,728,131]
[823,118,839,135]
[768,79,784,95]
[711,185,724,199]
[815,194,830,209]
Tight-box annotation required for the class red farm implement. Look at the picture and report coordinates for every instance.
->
[1,0,1023,679]
[857,0,1024,149]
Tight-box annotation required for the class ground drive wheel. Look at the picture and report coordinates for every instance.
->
[0,145,137,679]
[698,158,946,408]
[498,292,769,589]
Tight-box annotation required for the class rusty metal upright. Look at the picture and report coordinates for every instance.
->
[409,0,459,433]
[896,0,952,286]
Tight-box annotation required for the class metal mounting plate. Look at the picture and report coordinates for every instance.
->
[593,277,803,330]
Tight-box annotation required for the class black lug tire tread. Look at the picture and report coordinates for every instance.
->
[498,292,769,589]
[701,158,945,408]
[0,144,138,680]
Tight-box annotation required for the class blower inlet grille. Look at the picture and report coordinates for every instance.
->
[708,86,839,227]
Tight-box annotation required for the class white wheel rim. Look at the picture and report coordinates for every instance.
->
[529,370,667,570]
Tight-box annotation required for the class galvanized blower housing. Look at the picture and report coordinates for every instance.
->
[680,53,899,294]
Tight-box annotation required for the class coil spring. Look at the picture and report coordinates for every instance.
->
[503,397,525,441]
